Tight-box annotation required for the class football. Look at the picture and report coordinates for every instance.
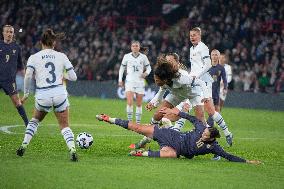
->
[76,132,94,149]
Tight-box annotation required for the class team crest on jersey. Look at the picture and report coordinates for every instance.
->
[206,144,211,149]
[13,50,16,54]
[218,70,221,76]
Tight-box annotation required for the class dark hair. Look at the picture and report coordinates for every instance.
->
[154,54,180,85]
[166,52,188,70]
[140,46,149,55]
[209,127,221,139]
[41,28,65,47]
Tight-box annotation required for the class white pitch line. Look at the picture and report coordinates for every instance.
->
[1,124,284,141]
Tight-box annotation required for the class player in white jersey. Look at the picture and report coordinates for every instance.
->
[219,54,232,111]
[16,29,78,161]
[188,27,233,146]
[129,54,208,149]
[118,41,151,124]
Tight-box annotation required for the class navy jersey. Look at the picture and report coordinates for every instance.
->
[208,64,227,99]
[0,40,24,82]
[178,112,245,162]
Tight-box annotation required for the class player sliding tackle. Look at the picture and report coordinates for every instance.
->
[95,109,260,164]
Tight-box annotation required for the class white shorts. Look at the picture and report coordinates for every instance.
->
[125,82,145,94]
[35,94,70,112]
[219,85,227,101]
[165,93,203,108]
[204,82,212,99]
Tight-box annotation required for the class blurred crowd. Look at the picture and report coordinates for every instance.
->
[1,0,283,93]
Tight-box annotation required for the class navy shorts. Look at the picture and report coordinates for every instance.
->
[212,96,220,106]
[153,126,182,156]
[0,82,17,96]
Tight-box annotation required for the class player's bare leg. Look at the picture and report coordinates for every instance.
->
[219,99,225,112]
[55,108,77,162]
[10,94,29,126]
[135,93,143,124]
[126,91,134,121]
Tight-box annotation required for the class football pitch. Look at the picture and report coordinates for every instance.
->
[0,93,283,189]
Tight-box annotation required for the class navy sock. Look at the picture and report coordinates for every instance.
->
[148,150,160,157]
[114,119,129,129]
[17,105,29,127]
[207,116,214,127]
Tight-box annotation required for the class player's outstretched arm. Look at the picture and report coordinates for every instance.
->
[246,160,262,165]
[213,144,261,164]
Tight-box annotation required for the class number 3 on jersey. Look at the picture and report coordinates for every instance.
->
[45,62,56,83]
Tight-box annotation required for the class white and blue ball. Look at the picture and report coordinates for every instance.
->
[76,132,94,149]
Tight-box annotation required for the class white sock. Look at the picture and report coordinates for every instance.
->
[126,105,133,121]
[22,118,39,147]
[161,117,173,127]
[61,127,76,151]
[212,112,230,136]
[135,106,142,124]
[173,118,186,131]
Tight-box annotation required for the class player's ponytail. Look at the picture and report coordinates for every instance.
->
[41,28,66,48]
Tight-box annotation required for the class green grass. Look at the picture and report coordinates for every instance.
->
[0,92,284,189]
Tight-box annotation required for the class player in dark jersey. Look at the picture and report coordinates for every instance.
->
[95,109,260,164]
[0,25,28,126]
[207,49,227,127]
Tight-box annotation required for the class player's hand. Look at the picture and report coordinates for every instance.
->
[246,160,262,165]
[223,89,228,95]
[145,102,155,111]
[21,95,29,104]
[159,107,179,116]
[118,81,124,88]
[141,72,148,79]
[182,103,191,112]
[201,98,210,103]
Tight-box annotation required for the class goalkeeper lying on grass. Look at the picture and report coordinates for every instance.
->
[96,108,261,165]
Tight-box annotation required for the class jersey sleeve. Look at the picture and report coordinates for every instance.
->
[143,55,151,75]
[195,46,211,78]
[212,143,246,162]
[118,55,127,82]
[63,54,74,71]
[220,66,228,89]
[178,112,205,130]
[226,65,232,83]
[26,55,35,71]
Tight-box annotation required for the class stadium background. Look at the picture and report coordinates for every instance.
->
[1,0,284,95]
[1,1,284,189]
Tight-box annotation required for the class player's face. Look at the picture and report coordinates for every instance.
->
[2,26,14,43]
[201,128,211,141]
[131,43,140,53]
[154,75,166,86]
[211,51,220,65]
[189,31,201,46]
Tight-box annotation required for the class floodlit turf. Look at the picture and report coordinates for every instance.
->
[0,92,283,189]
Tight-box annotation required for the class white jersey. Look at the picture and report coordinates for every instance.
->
[26,49,74,97]
[118,52,151,85]
[224,64,232,83]
[150,69,207,106]
[189,41,213,83]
